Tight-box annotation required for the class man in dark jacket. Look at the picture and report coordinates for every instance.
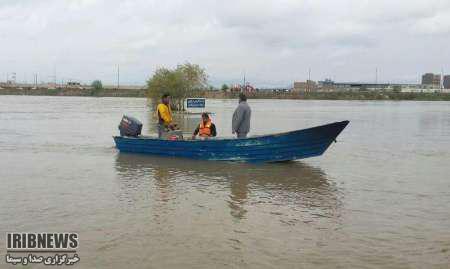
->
[232,93,251,138]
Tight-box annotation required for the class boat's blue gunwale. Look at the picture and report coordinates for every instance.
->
[113,120,349,143]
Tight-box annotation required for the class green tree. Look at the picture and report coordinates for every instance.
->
[221,84,229,91]
[91,80,103,90]
[147,63,208,111]
[392,85,402,93]
[90,80,103,96]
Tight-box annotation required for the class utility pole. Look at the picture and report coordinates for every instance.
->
[307,68,311,92]
[54,66,57,87]
[375,67,378,84]
[117,65,120,89]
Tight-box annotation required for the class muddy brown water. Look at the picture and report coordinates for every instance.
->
[0,96,449,268]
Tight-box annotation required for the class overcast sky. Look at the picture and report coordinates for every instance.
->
[1,0,449,87]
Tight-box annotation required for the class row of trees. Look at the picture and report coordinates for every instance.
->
[147,63,208,111]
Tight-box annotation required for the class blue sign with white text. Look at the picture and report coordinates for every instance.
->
[187,98,205,108]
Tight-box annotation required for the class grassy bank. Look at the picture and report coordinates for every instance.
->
[1,86,450,101]
[0,87,146,97]
[202,91,450,101]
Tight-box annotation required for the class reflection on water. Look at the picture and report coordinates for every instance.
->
[229,174,249,219]
[114,153,341,222]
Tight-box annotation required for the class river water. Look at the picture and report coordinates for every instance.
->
[0,96,449,268]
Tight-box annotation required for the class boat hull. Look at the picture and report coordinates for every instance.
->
[113,121,349,162]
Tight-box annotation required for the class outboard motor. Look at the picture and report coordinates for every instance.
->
[118,115,142,137]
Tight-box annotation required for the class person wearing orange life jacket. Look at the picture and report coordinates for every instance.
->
[192,113,217,139]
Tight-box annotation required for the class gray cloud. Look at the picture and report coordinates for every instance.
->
[1,0,449,86]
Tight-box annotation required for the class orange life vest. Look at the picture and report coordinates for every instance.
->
[199,119,212,137]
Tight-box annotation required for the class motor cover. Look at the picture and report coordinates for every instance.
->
[118,115,142,137]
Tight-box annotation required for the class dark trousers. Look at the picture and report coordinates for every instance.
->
[157,124,168,138]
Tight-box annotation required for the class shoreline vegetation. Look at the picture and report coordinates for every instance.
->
[1,86,450,101]
[3,63,449,102]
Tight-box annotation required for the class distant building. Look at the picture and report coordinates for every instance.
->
[66,81,84,90]
[319,79,334,86]
[314,80,424,92]
[443,75,450,89]
[334,82,391,91]
[295,78,432,92]
[293,80,317,92]
[317,79,336,92]
[421,73,441,87]
[243,84,256,92]
[230,83,256,93]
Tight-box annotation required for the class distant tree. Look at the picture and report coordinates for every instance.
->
[393,85,402,93]
[91,80,103,90]
[221,84,229,91]
[147,63,208,111]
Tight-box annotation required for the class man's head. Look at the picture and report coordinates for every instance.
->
[162,93,170,105]
[201,112,210,122]
[239,93,247,102]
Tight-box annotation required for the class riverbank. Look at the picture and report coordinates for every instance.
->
[204,91,450,101]
[0,86,146,97]
[1,86,450,101]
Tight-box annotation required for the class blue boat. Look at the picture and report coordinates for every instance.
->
[113,120,349,163]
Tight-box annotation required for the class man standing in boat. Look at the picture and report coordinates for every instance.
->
[192,112,217,139]
[232,93,251,138]
[156,93,177,138]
